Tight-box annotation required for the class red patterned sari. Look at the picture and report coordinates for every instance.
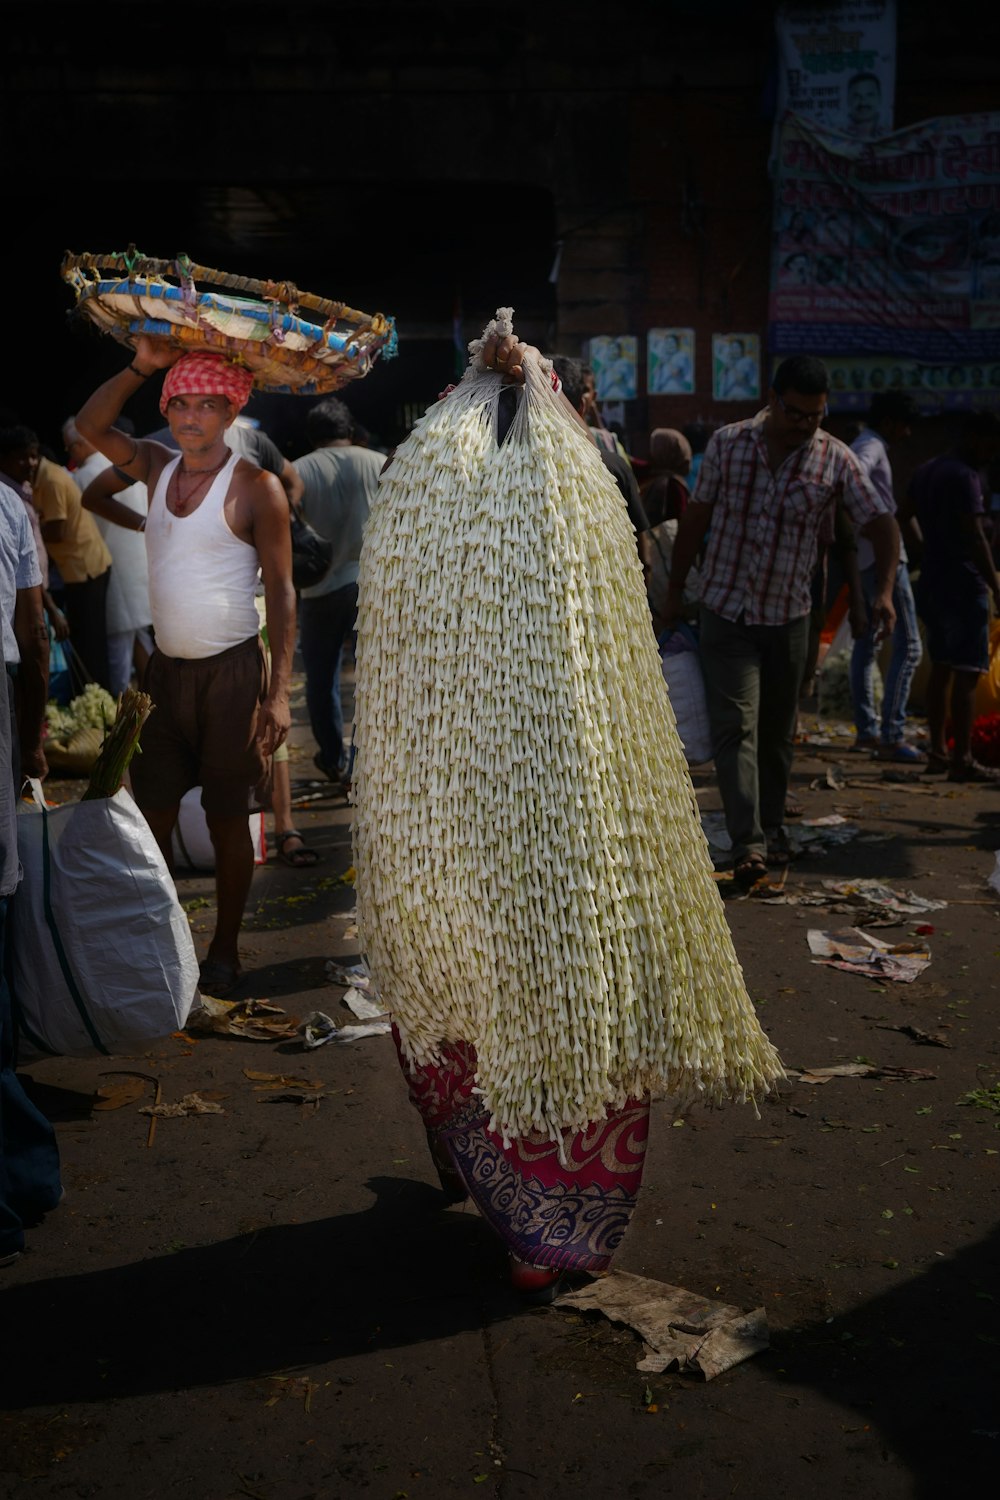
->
[395,1031,649,1273]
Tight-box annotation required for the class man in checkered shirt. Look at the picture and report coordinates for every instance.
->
[664,355,899,887]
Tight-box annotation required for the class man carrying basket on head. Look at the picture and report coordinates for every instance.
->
[76,336,296,997]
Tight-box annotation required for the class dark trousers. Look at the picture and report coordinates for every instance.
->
[699,607,810,863]
[0,897,62,1256]
[299,584,358,775]
[64,568,112,692]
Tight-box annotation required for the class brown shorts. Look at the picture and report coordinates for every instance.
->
[131,636,268,818]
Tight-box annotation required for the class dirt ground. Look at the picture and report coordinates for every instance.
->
[3,669,1000,1500]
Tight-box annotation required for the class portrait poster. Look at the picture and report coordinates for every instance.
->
[648,328,696,395]
[588,336,638,401]
[770,110,1000,409]
[712,335,761,402]
[774,1,896,141]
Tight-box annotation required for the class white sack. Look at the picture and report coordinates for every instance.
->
[171,787,266,871]
[660,648,713,766]
[11,786,199,1057]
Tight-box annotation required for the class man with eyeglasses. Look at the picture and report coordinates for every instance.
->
[663,355,899,887]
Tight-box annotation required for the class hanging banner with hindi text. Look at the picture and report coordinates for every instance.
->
[770,111,1000,409]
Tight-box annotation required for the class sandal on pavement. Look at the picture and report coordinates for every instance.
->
[765,830,792,867]
[198,958,245,998]
[784,793,804,818]
[734,853,768,888]
[275,830,320,868]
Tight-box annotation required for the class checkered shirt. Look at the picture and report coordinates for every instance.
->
[692,411,890,625]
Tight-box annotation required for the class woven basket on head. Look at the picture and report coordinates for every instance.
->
[62,247,398,396]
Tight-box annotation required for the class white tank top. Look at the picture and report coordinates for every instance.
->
[147,452,261,658]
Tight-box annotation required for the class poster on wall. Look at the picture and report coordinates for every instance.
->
[770,109,1000,409]
[588,337,638,401]
[648,328,695,395]
[712,335,761,401]
[774,2,896,141]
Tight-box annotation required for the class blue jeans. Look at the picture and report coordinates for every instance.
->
[1,898,62,1257]
[299,584,358,776]
[850,562,923,745]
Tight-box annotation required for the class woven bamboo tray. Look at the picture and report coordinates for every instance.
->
[62,247,398,396]
[45,725,104,775]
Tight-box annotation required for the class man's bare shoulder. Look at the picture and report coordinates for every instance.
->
[234,457,285,508]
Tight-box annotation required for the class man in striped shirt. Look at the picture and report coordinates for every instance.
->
[664,355,899,886]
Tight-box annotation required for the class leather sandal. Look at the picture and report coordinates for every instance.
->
[734,854,768,888]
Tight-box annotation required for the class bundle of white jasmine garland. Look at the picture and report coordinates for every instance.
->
[352,309,782,1147]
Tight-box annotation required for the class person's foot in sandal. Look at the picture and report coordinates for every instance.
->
[924,751,950,774]
[275,830,320,868]
[763,825,792,866]
[733,853,768,888]
[198,958,245,997]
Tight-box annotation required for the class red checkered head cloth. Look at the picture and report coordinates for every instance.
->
[159,353,255,416]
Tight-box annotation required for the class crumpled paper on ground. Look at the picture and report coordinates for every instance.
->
[820,880,946,916]
[787,1062,937,1084]
[140,1092,225,1117]
[807,926,931,982]
[342,986,388,1021]
[301,1011,391,1048]
[186,996,301,1041]
[555,1271,768,1381]
[759,879,946,925]
[325,961,373,992]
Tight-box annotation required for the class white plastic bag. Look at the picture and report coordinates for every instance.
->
[11,783,199,1057]
[171,787,266,872]
[660,635,713,766]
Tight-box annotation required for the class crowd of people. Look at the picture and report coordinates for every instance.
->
[2,335,1000,1287]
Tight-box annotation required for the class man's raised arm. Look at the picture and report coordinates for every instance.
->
[76,335,179,483]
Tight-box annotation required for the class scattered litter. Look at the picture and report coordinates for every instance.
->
[140,1092,226,1118]
[820,880,946,917]
[808,765,846,790]
[186,995,301,1041]
[325,961,374,992]
[301,1011,391,1049]
[265,1375,320,1412]
[787,1062,937,1084]
[989,853,1000,898]
[342,986,388,1021]
[759,878,944,925]
[555,1271,768,1382]
[243,1069,323,1090]
[93,1071,157,1111]
[807,927,931,982]
[878,773,937,792]
[876,1023,951,1048]
[259,1090,328,1108]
